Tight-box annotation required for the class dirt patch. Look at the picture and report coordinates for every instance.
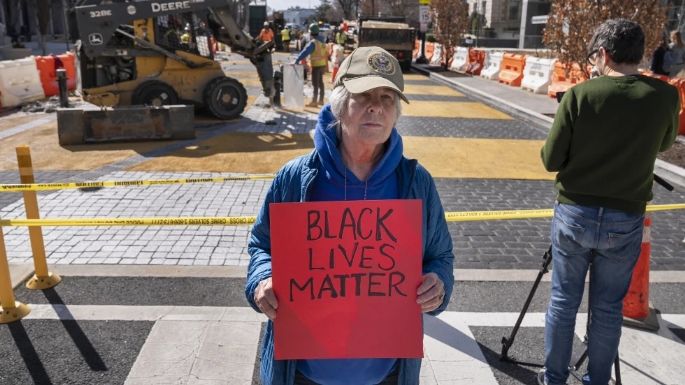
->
[658,140,685,169]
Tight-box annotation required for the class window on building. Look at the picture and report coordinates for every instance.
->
[508,0,521,20]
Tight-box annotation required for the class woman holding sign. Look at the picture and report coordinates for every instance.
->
[246,46,454,385]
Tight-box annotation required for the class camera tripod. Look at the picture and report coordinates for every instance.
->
[499,174,673,384]
[498,247,622,384]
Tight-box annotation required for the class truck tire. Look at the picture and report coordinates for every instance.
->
[132,80,179,107]
[203,77,247,120]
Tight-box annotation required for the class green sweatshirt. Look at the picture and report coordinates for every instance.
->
[541,75,680,213]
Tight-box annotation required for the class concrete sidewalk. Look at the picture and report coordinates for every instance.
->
[3,265,684,385]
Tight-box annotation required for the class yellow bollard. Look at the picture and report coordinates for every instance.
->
[15,146,61,290]
[0,225,31,323]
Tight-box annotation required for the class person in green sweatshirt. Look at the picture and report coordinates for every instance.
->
[538,19,679,385]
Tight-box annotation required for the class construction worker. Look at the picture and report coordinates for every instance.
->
[258,21,274,43]
[295,23,327,107]
[335,26,347,46]
[280,26,291,52]
[180,24,192,48]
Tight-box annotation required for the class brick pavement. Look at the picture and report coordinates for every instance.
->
[397,116,548,139]
[0,65,683,270]
[2,173,683,269]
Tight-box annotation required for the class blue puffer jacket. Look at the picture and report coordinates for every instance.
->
[246,111,454,385]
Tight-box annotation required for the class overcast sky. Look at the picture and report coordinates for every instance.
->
[269,0,320,11]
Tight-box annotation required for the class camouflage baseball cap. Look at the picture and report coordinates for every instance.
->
[334,46,409,103]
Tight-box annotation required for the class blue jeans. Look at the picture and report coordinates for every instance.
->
[544,203,644,385]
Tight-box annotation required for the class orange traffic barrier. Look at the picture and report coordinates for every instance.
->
[640,70,669,82]
[547,62,589,99]
[498,53,526,87]
[623,217,651,319]
[465,49,486,75]
[424,42,435,63]
[668,78,685,135]
[35,52,77,98]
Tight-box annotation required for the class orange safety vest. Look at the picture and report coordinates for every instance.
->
[310,40,327,67]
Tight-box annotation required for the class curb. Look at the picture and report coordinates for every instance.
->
[12,264,685,283]
[412,64,685,188]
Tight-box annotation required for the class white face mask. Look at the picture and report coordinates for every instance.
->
[590,66,601,78]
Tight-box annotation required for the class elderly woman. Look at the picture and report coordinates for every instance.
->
[246,46,454,385]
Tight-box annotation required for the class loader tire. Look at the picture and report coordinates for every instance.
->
[132,80,178,107]
[203,77,247,120]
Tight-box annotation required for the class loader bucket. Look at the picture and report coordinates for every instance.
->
[57,105,195,145]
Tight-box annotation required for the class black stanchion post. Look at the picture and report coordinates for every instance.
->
[273,67,283,107]
[57,68,69,108]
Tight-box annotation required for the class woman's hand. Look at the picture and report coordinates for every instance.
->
[254,277,279,320]
[416,272,446,313]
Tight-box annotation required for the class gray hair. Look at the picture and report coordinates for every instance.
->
[587,19,644,64]
[328,85,403,127]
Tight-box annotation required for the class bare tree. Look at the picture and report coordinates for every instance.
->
[336,0,360,19]
[544,0,668,76]
[429,0,469,69]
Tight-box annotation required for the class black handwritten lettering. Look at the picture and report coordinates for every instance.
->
[378,244,397,271]
[368,273,384,296]
[359,245,374,269]
[376,208,397,242]
[388,272,406,296]
[307,210,321,240]
[339,208,357,240]
[308,248,324,270]
[290,277,314,301]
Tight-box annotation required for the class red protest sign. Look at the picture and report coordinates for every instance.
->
[270,199,423,360]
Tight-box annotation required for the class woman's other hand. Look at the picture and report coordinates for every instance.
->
[416,272,446,313]
[254,277,279,320]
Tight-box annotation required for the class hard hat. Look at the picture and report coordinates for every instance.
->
[263,21,269,27]
[309,23,319,35]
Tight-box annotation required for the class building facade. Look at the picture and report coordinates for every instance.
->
[466,0,550,48]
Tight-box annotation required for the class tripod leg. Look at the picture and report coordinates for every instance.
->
[613,353,621,385]
[500,246,552,364]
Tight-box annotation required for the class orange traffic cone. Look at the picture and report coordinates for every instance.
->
[622,217,659,330]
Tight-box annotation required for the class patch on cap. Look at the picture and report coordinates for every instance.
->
[367,52,396,76]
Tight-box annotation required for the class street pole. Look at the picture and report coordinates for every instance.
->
[416,31,427,64]
[415,0,430,64]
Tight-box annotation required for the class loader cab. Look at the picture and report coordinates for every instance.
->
[79,10,216,91]
[154,13,215,59]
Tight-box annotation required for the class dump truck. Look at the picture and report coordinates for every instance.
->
[358,17,415,71]
[59,0,275,144]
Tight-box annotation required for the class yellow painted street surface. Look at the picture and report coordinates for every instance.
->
[404,73,433,81]
[403,137,554,180]
[0,114,45,133]
[128,132,313,173]
[404,84,464,96]
[0,123,181,171]
[402,101,512,120]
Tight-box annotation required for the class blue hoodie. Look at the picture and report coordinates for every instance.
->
[309,105,402,202]
[246,106,455,385]
[297,105,401,384]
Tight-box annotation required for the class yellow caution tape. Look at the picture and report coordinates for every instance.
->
[0,216,257,227]
[445,203,685,222]
[0,175,275,192]
[0,204,683,227]
[445,208,553,222]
